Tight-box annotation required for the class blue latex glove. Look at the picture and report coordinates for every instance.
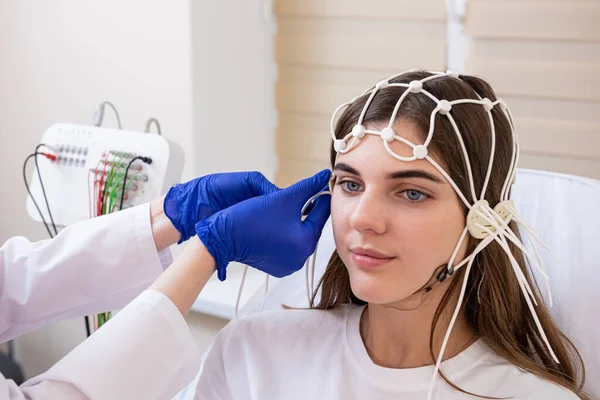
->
[164,172,279,244]
[196,169,331,280]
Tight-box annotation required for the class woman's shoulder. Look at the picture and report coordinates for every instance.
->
[474,344,582,399]
[503,371,581,399]
[232,304,354,333]
[218,304,357,349]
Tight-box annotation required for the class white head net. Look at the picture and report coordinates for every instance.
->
[328,69,557,399]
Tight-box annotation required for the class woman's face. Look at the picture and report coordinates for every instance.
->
[331,119,469,306]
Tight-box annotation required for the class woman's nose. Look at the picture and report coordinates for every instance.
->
[348,190,387,235]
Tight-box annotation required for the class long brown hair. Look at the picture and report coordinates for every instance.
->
[313,71,590,398]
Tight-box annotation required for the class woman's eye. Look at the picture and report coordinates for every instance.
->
[339,181,362,193]
[403,189,428,202]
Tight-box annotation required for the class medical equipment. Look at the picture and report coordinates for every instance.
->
[26,123,184,227]
[24,122,184,333]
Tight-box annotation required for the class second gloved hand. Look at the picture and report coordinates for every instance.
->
[195,170,331,281]
[164,172,279,244]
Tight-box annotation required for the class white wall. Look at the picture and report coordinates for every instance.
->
[0,1,196,243]
[0,0,242,379]
[189,0,277,178]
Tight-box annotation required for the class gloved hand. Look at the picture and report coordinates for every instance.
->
[195,169,331,281]
[164,172,279,244]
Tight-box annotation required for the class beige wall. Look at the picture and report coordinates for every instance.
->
[274,0,448,186]
[274,0,600,184]
[465,0,600,180]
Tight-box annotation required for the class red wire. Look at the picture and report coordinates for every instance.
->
[40,152,57,161]
[88,170,94,218]
[96,153,110,216]
[92,158,105,217]
[87,154,111,331]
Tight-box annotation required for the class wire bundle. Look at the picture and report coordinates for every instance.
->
[87,152,151,331]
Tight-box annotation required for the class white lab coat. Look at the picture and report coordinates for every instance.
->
[0,204,201,399]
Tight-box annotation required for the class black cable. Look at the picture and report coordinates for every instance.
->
[84,316,91,337]
[23,153,55,238]
[7,340,15,360]
[119,156,152,211]
[35,144,58,236]
[23,149,91,337]
[100,158,114,215]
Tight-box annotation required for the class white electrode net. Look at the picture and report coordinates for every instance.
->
[328,70,557,400]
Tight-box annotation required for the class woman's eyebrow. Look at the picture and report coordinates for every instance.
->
[334,163,443,184]
[333,163,360,176]
[386,170,444,184]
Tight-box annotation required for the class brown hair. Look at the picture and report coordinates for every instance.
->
[313,71,589,398]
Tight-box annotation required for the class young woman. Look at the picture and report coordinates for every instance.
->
[194,71,589,399]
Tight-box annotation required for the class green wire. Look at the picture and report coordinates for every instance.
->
[103,154,124,214]
[102,155,118,214]
[107,168,134,212]
[105,154,143,213]
[110,173,139,213]
[107,169,126,212]
[102,152,125,215]
[97,154,127,328]
[96,153,134,328]
[99,154,143,326]
[99,154,140,326]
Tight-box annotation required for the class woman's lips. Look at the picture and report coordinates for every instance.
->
[351,248,395,268]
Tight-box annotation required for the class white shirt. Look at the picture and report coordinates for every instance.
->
[0,204,201,399]
[194,305,578,400]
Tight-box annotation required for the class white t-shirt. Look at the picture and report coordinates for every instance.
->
[196,305,578,400]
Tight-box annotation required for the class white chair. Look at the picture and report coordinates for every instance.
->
[241,168,600,396]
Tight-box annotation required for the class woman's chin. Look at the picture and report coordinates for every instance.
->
[349,279,400,304]
[349,275,422,306]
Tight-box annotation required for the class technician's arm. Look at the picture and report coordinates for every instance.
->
[0,201,176,342]
[0,170,276,343]
[14,170,330,400]
[16,238,214,400]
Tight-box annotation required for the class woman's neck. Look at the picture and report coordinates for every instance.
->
[360,287,477,369]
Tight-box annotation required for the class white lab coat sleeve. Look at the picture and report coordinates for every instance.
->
[0,203,173,342]
[19,289,201,400]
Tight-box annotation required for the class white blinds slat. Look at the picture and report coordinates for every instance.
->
[467,2,600,41]
[275,0,446,21]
